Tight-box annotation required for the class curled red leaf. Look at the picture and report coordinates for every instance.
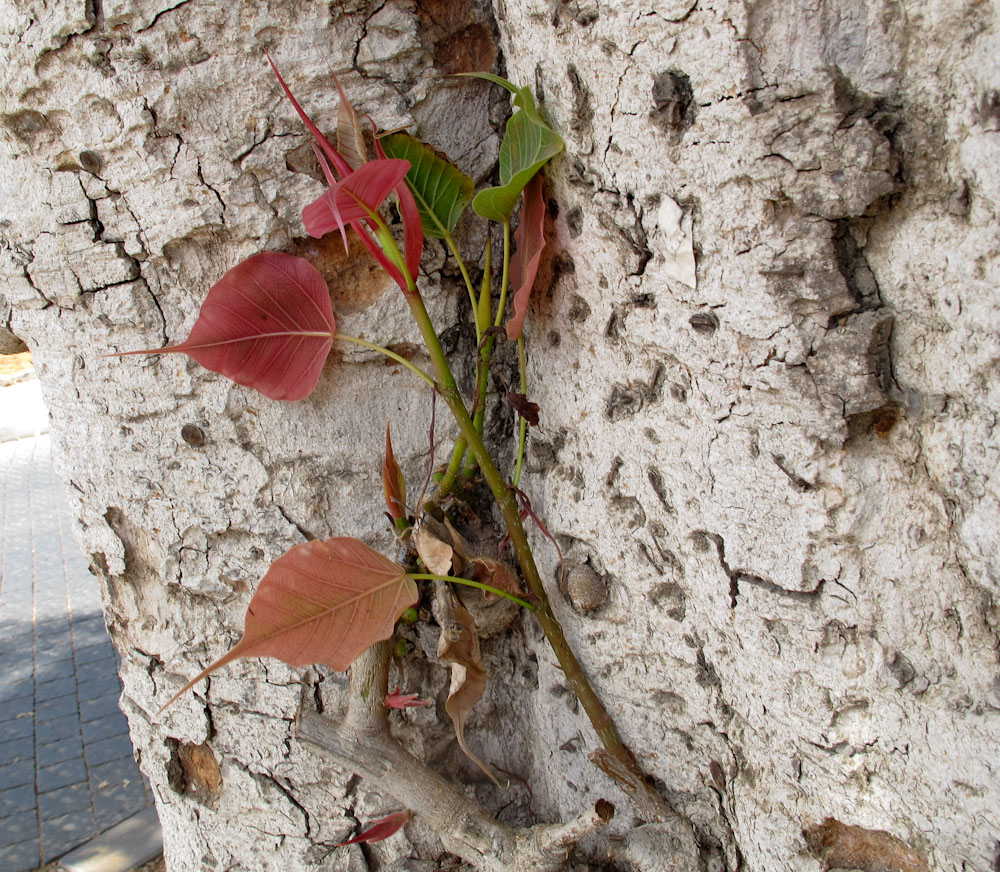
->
[506,173,547,340]
[337,810,412,846]
[111,252,336,402]
[302,159,411,244]
[385,686,430,708]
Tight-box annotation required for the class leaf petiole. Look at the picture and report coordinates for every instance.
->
[335,333,436,388]
[408,572,535,611]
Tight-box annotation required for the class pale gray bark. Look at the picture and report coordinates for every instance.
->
[2,1,998,870]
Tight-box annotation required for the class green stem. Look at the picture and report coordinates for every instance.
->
[335,333,436,388]
[512,335,528,488]
[443,232,481,342]
[408,573,535,611]
[463,222,511,475]
[379,224,647,795]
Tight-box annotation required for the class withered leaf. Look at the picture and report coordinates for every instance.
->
[506,391,540,426]
[436,594,500,787]
[414,523,454,576]
[471,556,523,602]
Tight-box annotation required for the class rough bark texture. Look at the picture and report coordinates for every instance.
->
[2,1,998,870]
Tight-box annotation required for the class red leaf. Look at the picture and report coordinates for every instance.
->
[162,538,418,709]
[506,173,547,340]
[114,252,335,402]
[385,686,430,708]
[337,810,412,846]
[302,159,411,244]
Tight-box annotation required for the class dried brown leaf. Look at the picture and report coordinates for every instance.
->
[415,523,454,576]
[436,595,500,787]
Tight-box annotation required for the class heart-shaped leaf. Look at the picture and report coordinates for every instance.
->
[380,133,475,238]
[466,74,563,222]
[506,173,547,339]
[303,159,411,243]
[112,252,336,402]
[163,538,418,709]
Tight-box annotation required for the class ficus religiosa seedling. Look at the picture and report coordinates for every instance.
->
[109,57,684,860]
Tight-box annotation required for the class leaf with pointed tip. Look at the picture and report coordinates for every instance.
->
[437,596,500,787]
[467,76,563,222]
[506,173,547,339]
[162,538,418,709]
[267,53,351,180]
[334,75,368,170]
[380,133,475,239]
[110,252,335,402]
[303,159,411,243]
[382,423,407,525]
[337,810,412,846]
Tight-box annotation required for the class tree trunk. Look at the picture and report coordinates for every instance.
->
[2,1,998,870]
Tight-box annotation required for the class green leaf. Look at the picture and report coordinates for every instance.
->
[380,133,475,238]
[467,78,563,222]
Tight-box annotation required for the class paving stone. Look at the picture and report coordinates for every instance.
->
[36,735,84,767]
[0,715,34,743]
[38,780,93,820]
[0,736,33,766]
[41,807,95,862]
[81,712,129,746]
[0,838,41,872]
[35,693,80,723]
[85,732,135,767]
[90,755,142,791]
[0,756,34,788]
[80,694,122,723]
[35,713,82,748]
[36,676,77,702]
[0,782,36,816]
[61,807,162,872]
[93,778,149,832]
[37,757,88,793]
[76,661,117,685]
[77,675,121,702]
[75,643,116,667]
[0,694,34,722]
[0,808,39,849]
[0,677,33,705]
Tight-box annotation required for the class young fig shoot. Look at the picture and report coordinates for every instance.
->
[162,538,418,710]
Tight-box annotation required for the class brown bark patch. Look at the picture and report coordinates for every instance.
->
[166,739,223,808]
[286,233,394,315]
[803,817,929,872]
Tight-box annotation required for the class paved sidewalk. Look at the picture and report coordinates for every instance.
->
[0,417,156,870]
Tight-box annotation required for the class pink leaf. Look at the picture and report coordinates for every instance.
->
[337,810,412,847]
[505,173,547,340]
[162,538,418,709]
[302,159,411,244]
[385,686,430,708]
[112,252,335,402]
